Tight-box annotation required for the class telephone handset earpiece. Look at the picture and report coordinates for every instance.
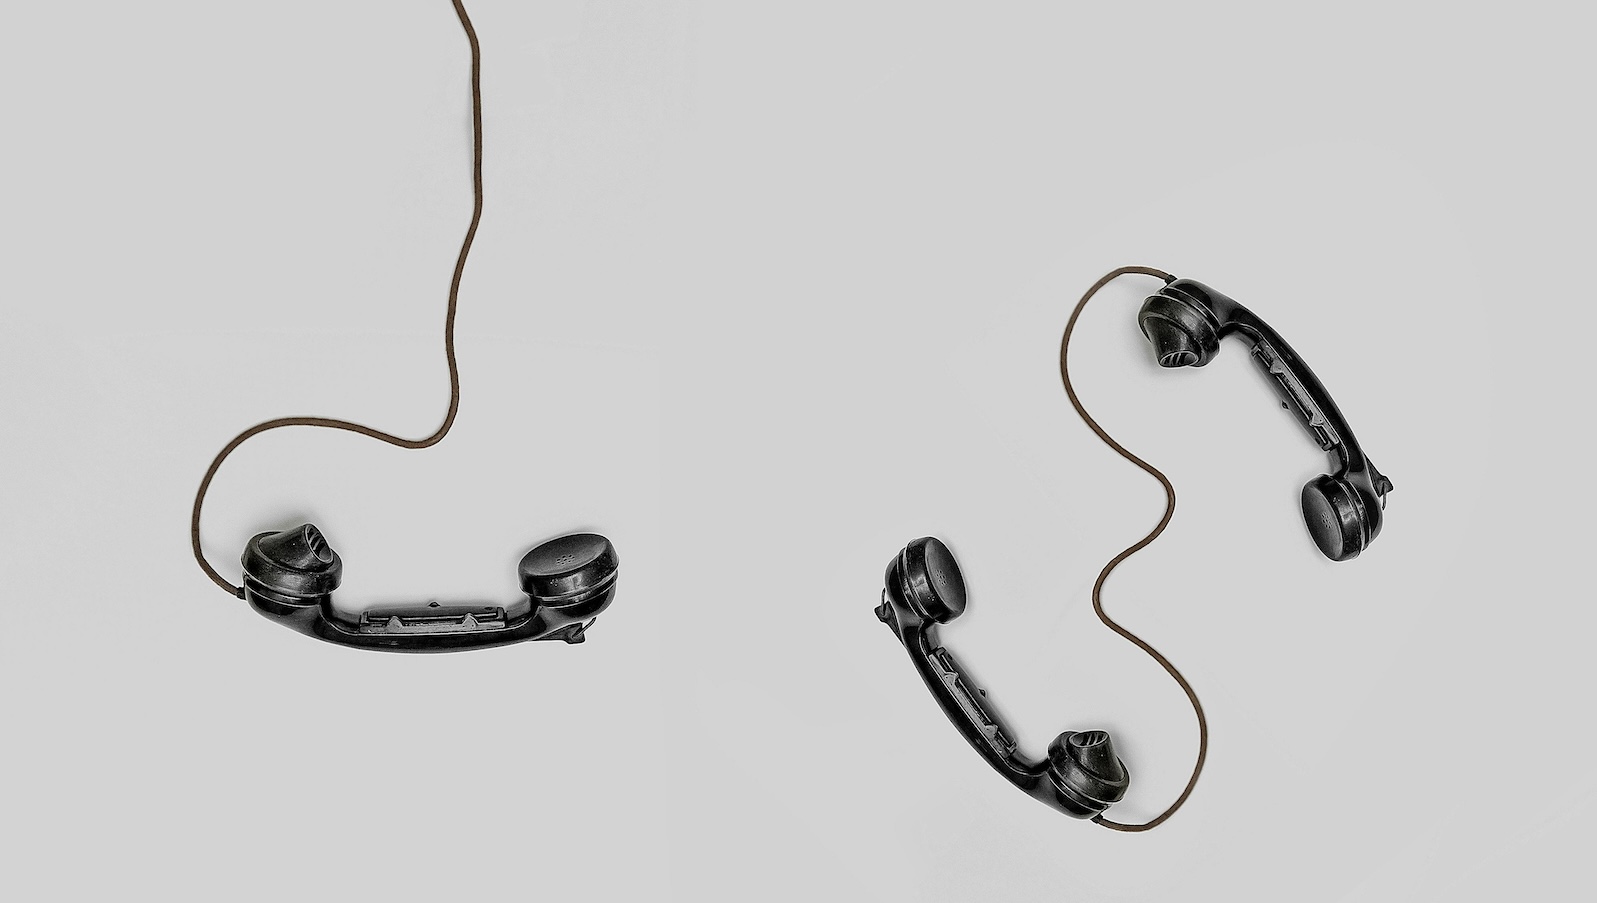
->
[189,1,622,652]
[1138,278,1394,560]
[876,266,1394,830]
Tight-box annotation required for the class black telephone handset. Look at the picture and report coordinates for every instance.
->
[874,538,1130,819]
[1139,279,1394,560]
[242,526,618,652]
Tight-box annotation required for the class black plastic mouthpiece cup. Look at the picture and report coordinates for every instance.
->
[1046,730,1130,818]
[1138,284,1222,368]
[1142,317,1202,368]
[519,533,619,607]
[241,523,343,605]
[892,537,967,624]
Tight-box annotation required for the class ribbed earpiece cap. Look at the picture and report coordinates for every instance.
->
[519,533,618,606]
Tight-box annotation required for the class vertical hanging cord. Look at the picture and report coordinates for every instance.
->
[1057,265,1209,833]
[190,0,484,598]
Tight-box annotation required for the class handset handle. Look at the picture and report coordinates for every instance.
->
[244,592,595,651]
[1248,326,1345,455]
[876,597,1034,775]
[1222,301,1367,471]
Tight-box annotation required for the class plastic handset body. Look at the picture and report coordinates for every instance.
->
[244,589,600,652]
[1166,280,1391,500]
[239,528,617,652]
[874,591,1087,817]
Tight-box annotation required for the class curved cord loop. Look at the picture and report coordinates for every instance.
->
[190,0,484,597]
[1057,265,1208,833]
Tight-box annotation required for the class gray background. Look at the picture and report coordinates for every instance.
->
[1,1,1591,900]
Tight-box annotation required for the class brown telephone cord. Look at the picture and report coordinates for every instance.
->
[190,0,483,598]
[1057,265,1208,833]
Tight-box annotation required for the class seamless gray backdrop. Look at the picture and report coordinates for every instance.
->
[1,1,1591,901]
